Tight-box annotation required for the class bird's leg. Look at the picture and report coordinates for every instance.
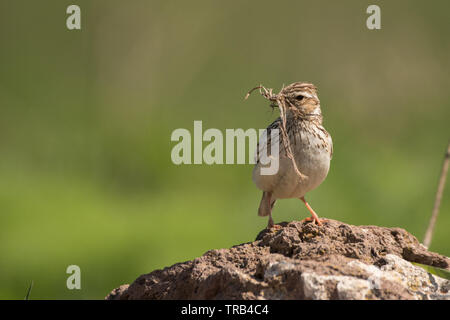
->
[266,194,279,229]
[300,196,325,226]
[267,214,274,229]
[266,192,274,228]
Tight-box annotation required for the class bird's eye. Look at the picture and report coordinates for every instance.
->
[295,95,304,101]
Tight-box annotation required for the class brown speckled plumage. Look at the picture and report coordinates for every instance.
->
[247,82,333,228]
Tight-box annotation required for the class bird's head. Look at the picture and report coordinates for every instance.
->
[245,81,322,121]
[279,82,321,117]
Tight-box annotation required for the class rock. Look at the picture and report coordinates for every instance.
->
[105,219,450,300]
[106,285,129,300]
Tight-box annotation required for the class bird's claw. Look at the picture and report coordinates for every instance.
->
[301,216,326,226]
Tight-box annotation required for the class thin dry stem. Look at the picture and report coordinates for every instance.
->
[245,85,306,181]
[423,141,450,248]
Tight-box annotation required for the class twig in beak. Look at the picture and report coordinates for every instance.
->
[244,84,307,181]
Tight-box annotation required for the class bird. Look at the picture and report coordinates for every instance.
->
[248,82,333,229]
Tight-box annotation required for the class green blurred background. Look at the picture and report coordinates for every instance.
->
[0,0,449,299]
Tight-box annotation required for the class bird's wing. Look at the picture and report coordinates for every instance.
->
[255,118,282,165]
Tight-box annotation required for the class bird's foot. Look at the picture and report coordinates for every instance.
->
[266,217,281,230]
[301,216,326,226]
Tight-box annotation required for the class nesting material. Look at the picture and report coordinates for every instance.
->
[245,85,305,180]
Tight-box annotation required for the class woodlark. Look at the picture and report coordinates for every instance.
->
[250,82,333,228]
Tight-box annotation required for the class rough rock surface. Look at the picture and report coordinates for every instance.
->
[106,219,450,300]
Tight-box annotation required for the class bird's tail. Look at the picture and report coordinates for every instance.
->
[258,192,274,217]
